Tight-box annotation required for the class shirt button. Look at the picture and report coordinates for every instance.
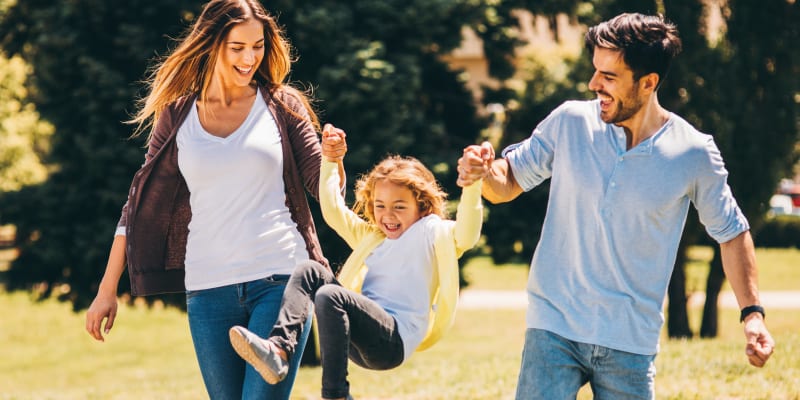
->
[611,182,616,187]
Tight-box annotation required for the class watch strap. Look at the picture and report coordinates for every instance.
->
[739,304,765,323]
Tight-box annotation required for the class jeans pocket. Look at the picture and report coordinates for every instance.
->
[261,274,291,286]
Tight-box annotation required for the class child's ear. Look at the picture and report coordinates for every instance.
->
[419,202,431,216]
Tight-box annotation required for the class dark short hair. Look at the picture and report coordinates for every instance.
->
[585,13,682,88]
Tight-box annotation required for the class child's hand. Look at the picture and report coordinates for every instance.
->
[322,123,347,162]
[457,142,494,187]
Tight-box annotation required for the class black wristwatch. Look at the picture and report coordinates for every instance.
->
[739,305,765,323]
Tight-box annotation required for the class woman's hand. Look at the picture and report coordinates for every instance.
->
[85,291,118,342]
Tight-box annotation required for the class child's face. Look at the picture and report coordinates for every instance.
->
[373,180,423,240]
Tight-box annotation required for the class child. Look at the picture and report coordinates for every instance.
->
[229,124,483,400]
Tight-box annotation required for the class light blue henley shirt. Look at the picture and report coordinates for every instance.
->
[505,99,749,355]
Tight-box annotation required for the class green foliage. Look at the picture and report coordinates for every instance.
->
[0,1,521,308]
[263,1,522,267]
[707,0,800,226]
[0,0,204,308]
[5,0,795,312]
[482,52,590,263]
[0,54,52,191]
[755,215,800,248]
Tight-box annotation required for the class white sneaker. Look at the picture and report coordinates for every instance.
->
[229,325,289,384]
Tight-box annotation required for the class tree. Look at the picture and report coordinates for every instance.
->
[688,0,800,337]
[0,0,208,309]
[650,0,799,338]
[0,1,520,308]
[0,54,52,192]
[263,1,523,271]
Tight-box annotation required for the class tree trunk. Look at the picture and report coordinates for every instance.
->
[700,247,725,338]
[548,15,560,43]
[667,239,693,338]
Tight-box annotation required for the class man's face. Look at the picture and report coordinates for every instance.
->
[587,47,646,125]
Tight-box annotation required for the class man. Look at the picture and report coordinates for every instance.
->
[457,13,774,399]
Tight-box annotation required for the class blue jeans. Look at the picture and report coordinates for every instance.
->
[515,328,656,400]
[186,275,312,400]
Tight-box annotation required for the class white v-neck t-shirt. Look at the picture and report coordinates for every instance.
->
[176,93,308,290]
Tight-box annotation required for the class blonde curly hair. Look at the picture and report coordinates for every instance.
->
[353,156,448,226]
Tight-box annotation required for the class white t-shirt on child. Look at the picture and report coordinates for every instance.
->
[362,214,438,359]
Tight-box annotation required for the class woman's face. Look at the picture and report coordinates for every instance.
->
[213,19,265,89]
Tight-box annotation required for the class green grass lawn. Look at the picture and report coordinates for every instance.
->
[0,291,797,400]
[463,245,800,292]
[1,245,798,399]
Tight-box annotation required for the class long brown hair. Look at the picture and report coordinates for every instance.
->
[128,0,318,140]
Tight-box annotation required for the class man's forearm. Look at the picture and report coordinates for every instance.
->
[720,230,761,308]
[482,158,524,204]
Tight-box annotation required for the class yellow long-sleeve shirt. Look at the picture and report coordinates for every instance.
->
[319,160,483,351]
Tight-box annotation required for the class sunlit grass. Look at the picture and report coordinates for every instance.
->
[464,245,800,293]
[0,247,17,272]
[1,245,798,399]
[460,255,528,291]
[0,290,206,400]
[1,293,798,399]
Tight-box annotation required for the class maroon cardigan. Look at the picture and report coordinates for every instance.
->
[118,86,328,296]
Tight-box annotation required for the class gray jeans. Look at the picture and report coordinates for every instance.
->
[269,260,404,399]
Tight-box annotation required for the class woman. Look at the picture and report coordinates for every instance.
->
[84,1,330,398]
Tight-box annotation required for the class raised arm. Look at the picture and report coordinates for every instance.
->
[457,141,523,204]
[319,124,371,248]
[453,179,483,255]
[321,123,346,190]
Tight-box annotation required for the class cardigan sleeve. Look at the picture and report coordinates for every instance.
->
[277,87,323,202]
[319,160,375,248]
[416,179,483,352]
[116,98,186,232]
[452,180,484,256]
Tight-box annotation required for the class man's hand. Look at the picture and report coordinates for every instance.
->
[743,314,775,367]
[457,141,494,187]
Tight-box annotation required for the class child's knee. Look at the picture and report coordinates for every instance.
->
[313,284,344,311]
